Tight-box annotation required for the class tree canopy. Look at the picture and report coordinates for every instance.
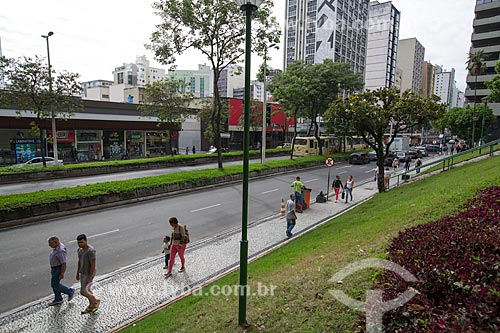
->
[486,61,500,102]
[270,60,363,156]
[149,0,280,168]
[325,88,446,193]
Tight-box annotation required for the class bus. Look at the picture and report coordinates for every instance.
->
[292,136,341,157]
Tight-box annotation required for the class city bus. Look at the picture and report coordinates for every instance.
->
[292,136,341,157]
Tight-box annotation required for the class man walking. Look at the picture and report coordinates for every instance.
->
[48,236,75,306]
[291,176,304,213]
[285,194,298,238]
[76,234,100,314]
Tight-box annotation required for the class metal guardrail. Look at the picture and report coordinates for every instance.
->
[389,138,500,189]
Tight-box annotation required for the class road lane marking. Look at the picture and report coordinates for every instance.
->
[365,169,377,173]
[338,171,347,175]
[261,189,279,194]
[69,229,120,243]
[336,166,352,169]
[304,178,318,183]
[190,204,221,213]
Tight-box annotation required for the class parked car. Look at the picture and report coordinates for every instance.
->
[395,151,410,162]
[348,153,370,165]
[367,151,378,161]
[414,146,429,157]
[409,149,423,159]
[17,157,63,166]
[424,144,440,153]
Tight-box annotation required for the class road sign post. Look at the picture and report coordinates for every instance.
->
[325,158,335,201]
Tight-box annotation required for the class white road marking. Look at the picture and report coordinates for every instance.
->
[304,178,318,183]
[338,171,348,175]
[365,169,377,173]
[336,166,352,169]
[261,189,279,194]
[69,229,120,243]
[190,204,221,213]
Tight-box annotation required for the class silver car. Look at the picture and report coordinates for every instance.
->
[19,157,64,166]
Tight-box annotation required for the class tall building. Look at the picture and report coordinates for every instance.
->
[434,67,457,109]
[364,1,400,91]
[0,37,5,89]
[397,37,425,94]
[284,0,369,75]
[465,0,500,115]
[135,55,166,87]
[421,61,436,99]
[168,64,213,98]
[217,65,244,98]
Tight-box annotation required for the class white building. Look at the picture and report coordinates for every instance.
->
[284,0,369,75]
[81,80,113,101]
[167,64,213,98]
[217,65,244,98]
[364,1,400,91]
[397,37,425,94]
[434,67,457,109]
[135,55,165,87]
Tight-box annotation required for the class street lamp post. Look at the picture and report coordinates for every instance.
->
[235,0,263,326]
[41,31,58,164]
[261,43,276,164]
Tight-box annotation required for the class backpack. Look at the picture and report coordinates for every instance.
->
[183,225,190,244]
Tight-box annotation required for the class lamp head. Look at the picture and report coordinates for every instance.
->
[234,0,264,11]
[48,31,54,37]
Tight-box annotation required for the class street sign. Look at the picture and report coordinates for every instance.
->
[325,158,335,167]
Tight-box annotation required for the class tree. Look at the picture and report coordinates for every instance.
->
[0,56,82,166]
[197,97,229,147]
[325,88,446,193]
[434,105,495,143]
[149,0,281,169]
[466,50,487,146]
[139,79,194,154]
[486,61,500,102]
[270,60,363,156]
[256,63,274,83]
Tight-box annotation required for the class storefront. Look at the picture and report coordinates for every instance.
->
[126,131,145,158]
[146,131,169,157]
[47,130,76,162]
[103,130,124,160]
[76,130,102,162]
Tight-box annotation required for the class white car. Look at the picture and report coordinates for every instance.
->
[19,157,64,166]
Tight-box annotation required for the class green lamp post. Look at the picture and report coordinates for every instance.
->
[41,31,58,164]
[234,0,264,326]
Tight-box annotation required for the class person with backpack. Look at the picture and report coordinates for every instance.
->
[332,175,344,202]
[164,217,189,278]
[415,158,422,174]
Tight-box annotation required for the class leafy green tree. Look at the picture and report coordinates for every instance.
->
[197,97,229,147]
[486,61,500,102]
[434,105,495,143]
[270,60,363,156]
[256,63,274,83]
[466,50,487,146]
[325,88,446,193]
[149,0,280,169]
[0,56,82,166]
[139,79,194,154]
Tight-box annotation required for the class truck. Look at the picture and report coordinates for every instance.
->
[389,137,410,152]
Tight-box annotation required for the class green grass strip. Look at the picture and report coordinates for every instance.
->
[122,155,500,333]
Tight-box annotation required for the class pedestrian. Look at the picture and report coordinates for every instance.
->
[291,176,305,213]
[345,175,354,203]
[76,234,100,314]
[415,157,422,174]
[192,146,196,154]
[164,217,187,278]
[47,236,75,306]
[285,193,297,238]
[405,156,411,172]
[332,175,344,202]
[392,158,399,170]
[383,167,393,190]
[185,146,189,155]
[162,235,171,270]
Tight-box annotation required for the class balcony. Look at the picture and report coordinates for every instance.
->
[466,74,496,83]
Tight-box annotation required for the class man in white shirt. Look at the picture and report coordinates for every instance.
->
[285,194,298,238]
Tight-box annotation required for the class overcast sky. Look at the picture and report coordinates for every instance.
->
[0,0,475,91]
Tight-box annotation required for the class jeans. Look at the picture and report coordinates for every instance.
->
[345,188,353,202]
[286,219,296,235]
[51,265,72,302]
[294,192,303,210]
[164,253,170,267]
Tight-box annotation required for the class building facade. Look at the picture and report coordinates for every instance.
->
[465,0,500,115]
[421,61,435,99]
[397,37,425,94]
[364,1,400,91]
[167,64,213,98]
[434,67,457,109]
[217,65,244,98]
[284,0,369,75]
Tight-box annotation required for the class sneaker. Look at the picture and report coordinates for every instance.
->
[286,231,291,238]
[163,266,168,269]
[48,300,63,307]
[67,288,75,302]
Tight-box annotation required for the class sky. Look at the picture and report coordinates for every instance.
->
[0,0,476,91]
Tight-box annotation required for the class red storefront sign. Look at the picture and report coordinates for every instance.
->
[48,130,75,143]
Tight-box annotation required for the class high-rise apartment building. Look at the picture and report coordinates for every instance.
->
[364,1,400,91]
[434,67,457,109]
[465,0,500,115]
[217,65,244,98]
[284,0,369,75]
[421,61,436,99]
[112,56,165,87]
[397,38,425,94]
[168,64,213,98]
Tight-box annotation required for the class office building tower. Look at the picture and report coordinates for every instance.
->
[465,0,500,115]
[364,1,400,90]
[397,37,425,94]
[284,0,369,75]
[168,64,213,98]
[434,67,457,109]
[421,61,436,99]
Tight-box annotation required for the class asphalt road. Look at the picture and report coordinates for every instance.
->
[0,161,376,313]
[0,156,290,195]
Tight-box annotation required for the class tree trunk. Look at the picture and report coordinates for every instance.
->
[37,117,47,167]
[212,71,223,169]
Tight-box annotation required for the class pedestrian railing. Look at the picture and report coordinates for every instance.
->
[389,138,500,189]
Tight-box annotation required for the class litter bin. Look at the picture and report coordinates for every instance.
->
[402,174,410,181]
[302,188,312,210]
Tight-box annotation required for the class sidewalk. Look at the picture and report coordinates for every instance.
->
[0,183,379,333]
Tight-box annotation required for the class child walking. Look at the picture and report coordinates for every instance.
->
[162,236,171,270]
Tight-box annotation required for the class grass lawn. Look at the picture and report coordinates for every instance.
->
[122,155,500,333]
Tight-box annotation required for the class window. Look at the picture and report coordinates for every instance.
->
[117,72,124,84]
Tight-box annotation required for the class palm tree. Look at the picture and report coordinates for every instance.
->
[466,50,487,147]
